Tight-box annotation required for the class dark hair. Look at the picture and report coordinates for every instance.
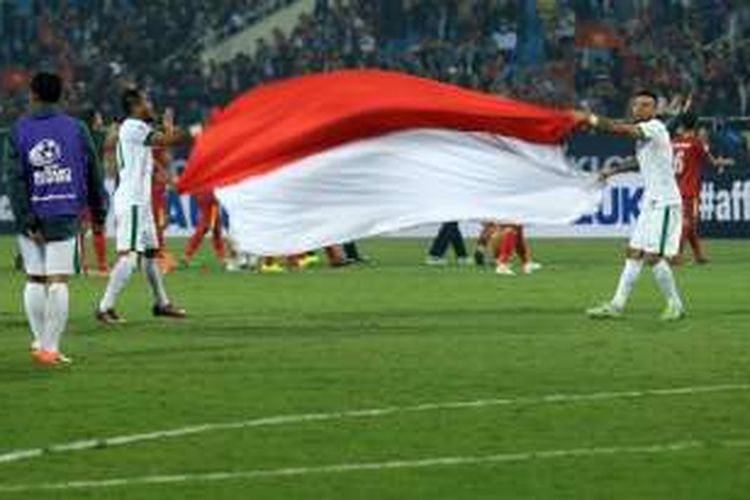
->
[633,89,658,103]
[83,107,100,126]
[680,111,698,130]
[30,72,63,103]
[121,87,142,115]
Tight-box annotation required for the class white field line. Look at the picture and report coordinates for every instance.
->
[1,438,749,493]
[0,383,747,467]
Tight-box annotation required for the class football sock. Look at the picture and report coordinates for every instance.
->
[24,282,46,345]
[145,257,170,307]
[100,255,136,311]
[652,260,684,309]
[43,282,69,353]
[611,259,643,310]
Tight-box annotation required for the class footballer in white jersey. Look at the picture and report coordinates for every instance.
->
[113,117,159,253]
[572,91,685,321]
[97,88,189,324]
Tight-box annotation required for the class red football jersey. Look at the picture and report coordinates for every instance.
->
[672,135,709,198]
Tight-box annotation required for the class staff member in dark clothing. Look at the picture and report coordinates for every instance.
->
[6,72,107,366]
[426,221,469,265]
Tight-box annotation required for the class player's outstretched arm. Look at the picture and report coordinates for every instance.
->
[570,111,646,140]
[598,156,639,182]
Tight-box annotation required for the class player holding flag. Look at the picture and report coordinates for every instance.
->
[573,90,686,321]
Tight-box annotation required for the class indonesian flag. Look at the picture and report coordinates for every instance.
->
[178,70,600,255]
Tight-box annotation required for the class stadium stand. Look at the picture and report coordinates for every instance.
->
[0,0,748,149]
[575,0,750,119]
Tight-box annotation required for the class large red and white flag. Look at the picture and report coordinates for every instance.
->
[178,70,600,255]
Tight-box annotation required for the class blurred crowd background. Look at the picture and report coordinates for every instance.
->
[1,0,748,160]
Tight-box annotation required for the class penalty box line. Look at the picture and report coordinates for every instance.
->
[0,383,747,466]
[1,438,749,493]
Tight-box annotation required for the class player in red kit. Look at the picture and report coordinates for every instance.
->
[494,224,542,275]
[672,113,733,264]
[472,221,541,275]
[151,146,178,272]
[76,109,110,276]
[182,190,226,266]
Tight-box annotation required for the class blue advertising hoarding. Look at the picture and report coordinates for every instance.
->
[0,130,747,238]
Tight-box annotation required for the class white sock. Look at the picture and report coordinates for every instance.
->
[611,259,643,310]
[99,255,136,312]
[652,260,684,309]
[24,282,46,345]
[43,282,69,353]
[144,258,170,307]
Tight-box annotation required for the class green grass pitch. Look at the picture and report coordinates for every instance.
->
[0,236,748,499]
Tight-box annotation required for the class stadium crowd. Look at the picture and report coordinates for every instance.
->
[0,0,295,123]
[0,0,749,158]
[576,0,750,118]
[3,1,586,124]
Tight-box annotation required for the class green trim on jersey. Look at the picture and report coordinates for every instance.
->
[116,140,125,171]
[130,205,139,251]
[659,207,671,256]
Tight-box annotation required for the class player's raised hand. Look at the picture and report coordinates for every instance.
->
[569,110,593,129]
[188,123,204,138]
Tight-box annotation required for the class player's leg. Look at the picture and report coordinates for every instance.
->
[474,223,496,266]
[98,205,139,323]
[676,196,689,260]
[152,199,178,273]
[324,246,346,267]
[587,246,643,318]
[495,225,517,275]
[445,222,469,262]
[98,250,135,323]
[18,235,46,352]
[76,210,90,275]
[515,225,542,274]
[588,209,651,317]
[209,202,226,262]
[514,225,528,263]
[40,238,76,363]
[154,203,166,251]
[183,200,211,265]
[92,225,109,274]
[77,230,88,275]
[612,246,645,309]
[143,209,186,318]
[646,205,685,320]
[426,222,452,264]
[685,197,706,263]
[343,241,366,263]
[183,223,208,264]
